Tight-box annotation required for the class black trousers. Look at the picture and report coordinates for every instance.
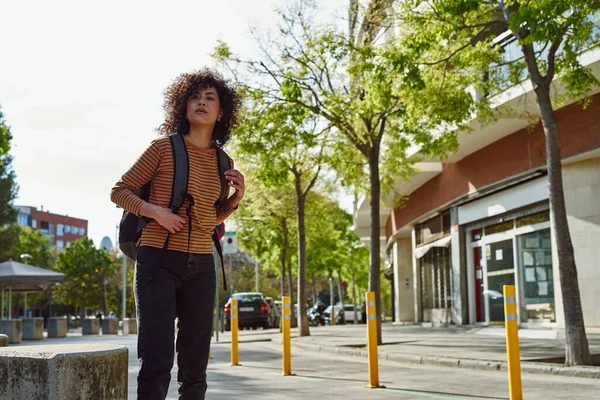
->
[135,246,216,400]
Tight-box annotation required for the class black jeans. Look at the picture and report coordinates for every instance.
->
[135,246,216,400]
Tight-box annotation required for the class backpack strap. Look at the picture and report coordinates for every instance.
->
[169,134,189,212]
[214,147,231,291]
[215,147,231,207]
[163,134,190,251]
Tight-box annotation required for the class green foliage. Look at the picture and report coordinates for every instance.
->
[53,237,115,312]
[399,1,600,110]
[0,107,18,225]
[231,159,370,299]
[0,224,56,267]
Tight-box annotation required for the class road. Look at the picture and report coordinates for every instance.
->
[12,329,600,399]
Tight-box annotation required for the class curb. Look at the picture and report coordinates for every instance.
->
[274,339,600,379]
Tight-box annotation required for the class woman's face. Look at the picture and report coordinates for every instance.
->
[186,87,221,127]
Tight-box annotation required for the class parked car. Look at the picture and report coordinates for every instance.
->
[224,292,270,331]
[324,304,363,324]
[265,297,281,328]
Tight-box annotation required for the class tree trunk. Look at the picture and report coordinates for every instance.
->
[284,222,297,328]
[352,272,358,324]
[103,280,109,317]
[295,176,310,337]
[368,145,383,344]
[535,85,591,366]
[311,273,317,305]
[337,270,345,324]
[281,218,288,300]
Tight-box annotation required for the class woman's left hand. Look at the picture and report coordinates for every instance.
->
[225,169,245,201]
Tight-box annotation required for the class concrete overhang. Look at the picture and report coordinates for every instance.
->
[352,48,600,255]
[353,194,390,259]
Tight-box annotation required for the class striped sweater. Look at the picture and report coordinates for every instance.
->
[111,135,236,254]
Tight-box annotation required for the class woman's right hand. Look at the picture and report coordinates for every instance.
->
[141,203,187,234]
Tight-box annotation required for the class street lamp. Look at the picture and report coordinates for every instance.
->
[20,254,33,318]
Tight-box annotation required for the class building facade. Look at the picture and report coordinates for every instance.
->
[354,47,600,329]
[15,206,88,251]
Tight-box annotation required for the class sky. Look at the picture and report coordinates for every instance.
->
[0,0,352,248]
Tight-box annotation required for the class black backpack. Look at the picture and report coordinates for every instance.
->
[118,133,230,290]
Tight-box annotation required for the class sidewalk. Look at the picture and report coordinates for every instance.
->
[273,324,600,379]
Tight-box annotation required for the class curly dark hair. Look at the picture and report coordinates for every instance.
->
[158,68,242,147]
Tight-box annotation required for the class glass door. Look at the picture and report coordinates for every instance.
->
[483,239,515,323]
[473,246,485,323]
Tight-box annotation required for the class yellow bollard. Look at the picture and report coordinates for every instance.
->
[282,296,293,376]
[231,299,240,366]
[365,292,384,389]
[503,285,522,400]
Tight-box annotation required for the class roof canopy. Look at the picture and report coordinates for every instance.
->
[0,260,66,287]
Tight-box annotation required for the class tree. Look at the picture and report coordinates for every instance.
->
[54,238,115,316]
[234,167,300,325]
[215,0,472,343]
[0,107,19,225]
[234,91,332,336]
[0,224,57,316]
[399,0,600,365]
[0,224,56,267]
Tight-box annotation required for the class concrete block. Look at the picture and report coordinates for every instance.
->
[0,343,128,399]
[0,334,7,347]
[82,319,100,335]
[122,318,137,335]
[47,317,67,338]
[0,320,21,344]
[101,318,118,335]
[22,318,44,341]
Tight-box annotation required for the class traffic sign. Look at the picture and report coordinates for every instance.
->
[222,231,237,255]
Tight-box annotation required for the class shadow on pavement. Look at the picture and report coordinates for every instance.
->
[381,386,508,400]
[213,338,273,344]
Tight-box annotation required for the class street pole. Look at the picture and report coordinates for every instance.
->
[352,272,358,325]
[329,276,334,326]
[8,286,12,319]
[121,254,127,320]
[20,254,32,319]
[255,259,259,292]
[229,255,233,293]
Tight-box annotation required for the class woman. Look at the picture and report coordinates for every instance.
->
[111,68,244,399]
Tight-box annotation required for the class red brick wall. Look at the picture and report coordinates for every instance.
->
[388,93,600,237]
[30,208,88,244]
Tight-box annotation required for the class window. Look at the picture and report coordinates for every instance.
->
[57,224,64,236]
[66,241,71,248]
[442,210,451,236]
[416,211,451,246]
[419,247,453,321]
[80,227,86,236]
[518,229,555,322]
[516,210,550,228]
[32,219,37,229]
[56,240,64,251]
[485,220,513,235]
[65,225,71,234]
[17,213,30,227]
